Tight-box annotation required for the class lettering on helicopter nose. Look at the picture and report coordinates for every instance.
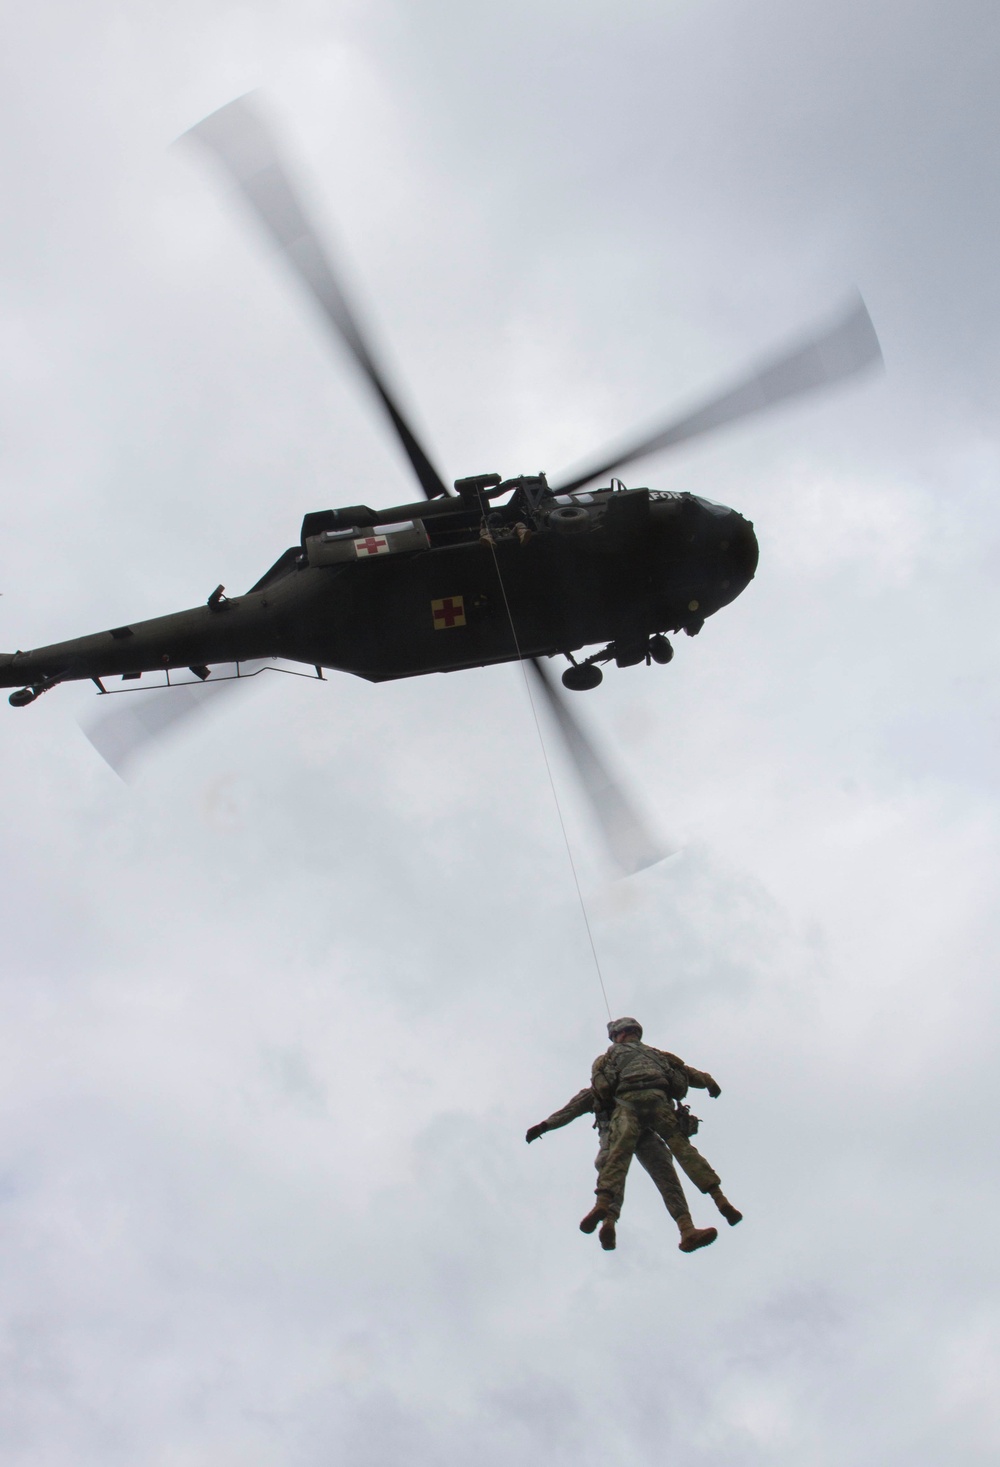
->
[431,596,466,629]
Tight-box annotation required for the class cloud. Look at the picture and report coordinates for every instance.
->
[1,3,999,1463]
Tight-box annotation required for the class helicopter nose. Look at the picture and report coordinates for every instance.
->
[726,515,759,585]
[688,494,758,588]
[711,514,758,610]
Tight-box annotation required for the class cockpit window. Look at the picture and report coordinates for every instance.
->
[692,495,732,516]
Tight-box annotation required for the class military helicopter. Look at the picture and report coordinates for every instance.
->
[1,97,881,871]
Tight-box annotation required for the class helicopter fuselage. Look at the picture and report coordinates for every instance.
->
[0,483,757,704]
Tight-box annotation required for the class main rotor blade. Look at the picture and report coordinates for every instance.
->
[183,95,451,500]
[528,658,668,875]
[552,294,882,494]
[80,663,265,778]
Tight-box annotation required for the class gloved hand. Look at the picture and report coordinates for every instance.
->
[525,1123,548,1143]
[705,1076,722,1099]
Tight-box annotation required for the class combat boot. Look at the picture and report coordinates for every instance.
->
[677,1213,718,1253]
[579,1203,608,1234]
[709,1185,743,1226]
[599,1216,617,1251]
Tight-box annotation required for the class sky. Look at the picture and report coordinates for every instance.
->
[1,2,999,1463]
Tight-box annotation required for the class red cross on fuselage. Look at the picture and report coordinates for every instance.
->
[435,598,462,627]
[357,536,387,555]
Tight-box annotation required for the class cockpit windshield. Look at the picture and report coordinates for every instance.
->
[692,495,732,517]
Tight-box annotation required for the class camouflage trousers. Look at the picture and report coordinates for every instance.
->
[597,1088,721,1220]
[595,1115,689,1222]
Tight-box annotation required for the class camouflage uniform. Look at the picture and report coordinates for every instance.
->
[592,1039,722,1220]
[536,1086,690,1222]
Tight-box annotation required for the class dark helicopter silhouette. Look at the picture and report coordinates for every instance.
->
[0,96,881,871]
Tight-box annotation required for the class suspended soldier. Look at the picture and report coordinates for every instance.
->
[579,1017,742,1250]
[526,1083,719,1254]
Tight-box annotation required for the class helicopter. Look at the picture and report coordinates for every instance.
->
[0,96,881,871]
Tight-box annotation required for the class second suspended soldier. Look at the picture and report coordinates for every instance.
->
[581,1016,742,1250]
[526,1083,719,1254]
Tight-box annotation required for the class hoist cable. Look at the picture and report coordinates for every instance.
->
[484,534,613,1020]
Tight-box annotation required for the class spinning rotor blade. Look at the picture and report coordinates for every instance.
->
[184,95,451,500]
[552,294,882,494]
[528,658,668,876]
[81,663,267,778]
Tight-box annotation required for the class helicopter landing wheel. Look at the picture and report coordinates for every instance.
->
[562,663,603,691]
[649,634,674,665]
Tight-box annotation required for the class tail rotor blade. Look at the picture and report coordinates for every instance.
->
[553,294,882,494]
[183,94,451,501]
[528,658,668,875]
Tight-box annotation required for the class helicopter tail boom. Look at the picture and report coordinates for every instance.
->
[0,596,280,704]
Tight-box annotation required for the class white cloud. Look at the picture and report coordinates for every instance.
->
[1,2,999,1462]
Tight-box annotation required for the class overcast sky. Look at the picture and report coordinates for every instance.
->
[1,3,999,1463]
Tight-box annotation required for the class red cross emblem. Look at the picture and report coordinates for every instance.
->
[431,595,466,629]
[354,535,389,558]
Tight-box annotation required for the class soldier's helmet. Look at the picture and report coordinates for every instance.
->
[607,1016,643,1040]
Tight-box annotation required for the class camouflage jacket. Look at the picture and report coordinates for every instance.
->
[541,1087,599,1131]
[541,1051,715,1132]
[591,1039,715,1108]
